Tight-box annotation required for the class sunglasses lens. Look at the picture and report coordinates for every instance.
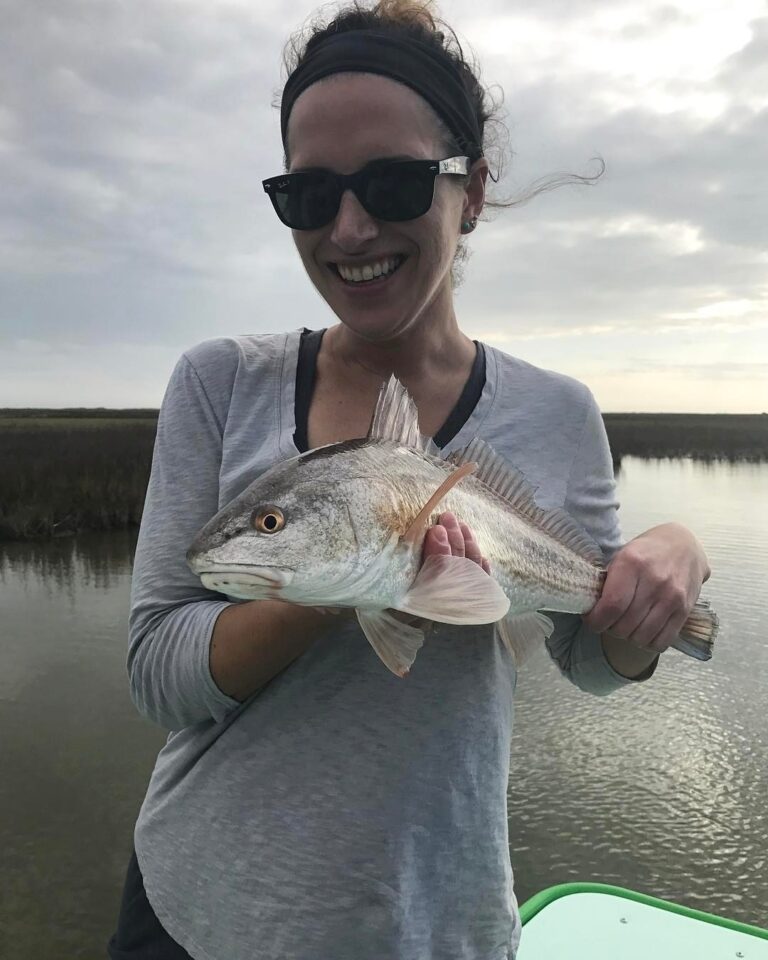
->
[274,172,339,230]
[364,163,435,221]
[267,162,438,229]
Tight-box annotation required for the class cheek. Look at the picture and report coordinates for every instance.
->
[420,201,461,270]
[292,233,323,275]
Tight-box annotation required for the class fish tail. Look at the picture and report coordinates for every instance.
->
[672,599,719,661]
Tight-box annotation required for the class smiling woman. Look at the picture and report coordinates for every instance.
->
[106,3,713,960]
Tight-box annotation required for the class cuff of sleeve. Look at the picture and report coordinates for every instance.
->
[198,601,245,721]
[569,626,660,695]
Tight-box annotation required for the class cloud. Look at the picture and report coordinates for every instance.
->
[0,0,766,410]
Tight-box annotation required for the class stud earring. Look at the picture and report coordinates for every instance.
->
[460,217,478,234]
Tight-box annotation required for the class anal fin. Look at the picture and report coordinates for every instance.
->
[497,611,554,668]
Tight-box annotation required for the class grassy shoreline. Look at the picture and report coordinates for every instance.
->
[2,411,767,541]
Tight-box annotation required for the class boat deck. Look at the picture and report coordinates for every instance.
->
[517,883,768,959]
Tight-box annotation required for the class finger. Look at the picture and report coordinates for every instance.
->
[583,569,639,634]
[646,606,690,654]
[423,524,451,559]
[438,511,465,558]
[604,577,657,639]
[625,599,681,650]
[481,558,491,575]
[625,577,693,649]
[459,521,483,566]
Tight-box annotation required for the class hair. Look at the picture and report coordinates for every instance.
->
[276,0,604,287]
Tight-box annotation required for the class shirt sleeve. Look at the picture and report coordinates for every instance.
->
[544,386,659,694]
[127,348,243,730]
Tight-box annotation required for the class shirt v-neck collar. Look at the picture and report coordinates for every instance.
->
[277,327,499,458]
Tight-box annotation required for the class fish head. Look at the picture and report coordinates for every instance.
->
[187,451,413,607]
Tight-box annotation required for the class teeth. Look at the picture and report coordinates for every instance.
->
[337,257,401,283]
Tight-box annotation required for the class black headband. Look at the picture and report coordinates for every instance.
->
[280,30,483,161]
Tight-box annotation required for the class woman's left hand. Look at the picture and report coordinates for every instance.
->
[582,522,711,654]
[422,511,491,573]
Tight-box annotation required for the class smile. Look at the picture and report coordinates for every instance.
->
[329,254,407,286]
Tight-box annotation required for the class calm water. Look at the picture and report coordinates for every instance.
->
[1,458,766,957]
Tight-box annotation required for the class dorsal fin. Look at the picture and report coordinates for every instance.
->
[447,437,605,568]
[368,375,439,455]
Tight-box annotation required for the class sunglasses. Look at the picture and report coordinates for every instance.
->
[262,156,470,231]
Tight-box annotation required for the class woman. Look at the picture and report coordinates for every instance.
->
[108,2,711,958]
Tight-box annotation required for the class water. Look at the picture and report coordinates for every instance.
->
[510,458,768,922]
[0,459,766,956]
[0,531,166,959]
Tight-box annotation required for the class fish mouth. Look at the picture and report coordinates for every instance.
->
[195,565,295,600]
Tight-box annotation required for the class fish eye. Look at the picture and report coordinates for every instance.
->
[252,505,285,534]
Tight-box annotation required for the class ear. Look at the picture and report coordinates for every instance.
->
[462,157,490,222]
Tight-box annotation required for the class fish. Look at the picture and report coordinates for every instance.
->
[186,376,719,678]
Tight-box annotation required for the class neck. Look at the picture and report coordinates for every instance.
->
[327,304,475,390]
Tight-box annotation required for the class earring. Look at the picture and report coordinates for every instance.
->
[460,217,478,234]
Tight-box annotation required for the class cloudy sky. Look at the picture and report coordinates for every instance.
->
[1,0,766,412]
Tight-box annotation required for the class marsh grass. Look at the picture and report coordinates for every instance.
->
[603,413,768,463]
[2,411,767,540]
[0,418,156,540]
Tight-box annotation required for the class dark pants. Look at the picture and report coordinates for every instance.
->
[107,849,193,959]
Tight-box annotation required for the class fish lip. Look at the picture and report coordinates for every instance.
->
[192,563,295,591]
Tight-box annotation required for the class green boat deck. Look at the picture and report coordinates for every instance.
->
[517,883,768,959]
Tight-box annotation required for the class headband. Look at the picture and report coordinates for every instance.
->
[280,30,483,161]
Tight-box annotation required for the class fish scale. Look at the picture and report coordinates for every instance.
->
[379,449,604,614]
[187,377,719,678]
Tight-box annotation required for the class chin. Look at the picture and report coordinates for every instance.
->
[331,306,425,345]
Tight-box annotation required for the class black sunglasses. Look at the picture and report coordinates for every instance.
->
[262,156,470,230]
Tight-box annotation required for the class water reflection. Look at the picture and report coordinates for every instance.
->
[0,526,164,960]
[1,460,767,957]
[0,528,137,595]
[509,457,768,926]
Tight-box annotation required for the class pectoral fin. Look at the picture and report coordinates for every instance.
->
[496,611,554,668]
[401,463,477,545]
[395,554,510,624]
[356,608,426,678]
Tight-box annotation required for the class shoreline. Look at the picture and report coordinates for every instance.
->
[2,413,767,542]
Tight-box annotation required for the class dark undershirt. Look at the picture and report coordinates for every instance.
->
[293,328,486,453]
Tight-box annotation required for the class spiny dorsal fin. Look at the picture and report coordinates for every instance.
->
[368,375,439,455]
[447,437,605,568]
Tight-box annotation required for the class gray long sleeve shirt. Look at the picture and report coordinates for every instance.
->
[129,329,650,960]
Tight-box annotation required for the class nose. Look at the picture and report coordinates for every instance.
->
[330,188,379,250]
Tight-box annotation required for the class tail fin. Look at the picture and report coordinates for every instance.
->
[672,599,719,661]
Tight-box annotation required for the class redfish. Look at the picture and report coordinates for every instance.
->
[187,377,718,677]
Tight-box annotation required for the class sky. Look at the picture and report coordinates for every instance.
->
[1,0,766,412]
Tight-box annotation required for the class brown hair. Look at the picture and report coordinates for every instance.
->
[277,0,604,283]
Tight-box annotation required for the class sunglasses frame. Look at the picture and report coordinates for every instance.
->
[262,156,471,230]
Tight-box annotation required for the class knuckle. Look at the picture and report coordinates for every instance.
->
[645,569,667,591]
[669,586,689,611]
[615,546,646,571]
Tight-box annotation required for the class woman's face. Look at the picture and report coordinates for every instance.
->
[285,73,486,343]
